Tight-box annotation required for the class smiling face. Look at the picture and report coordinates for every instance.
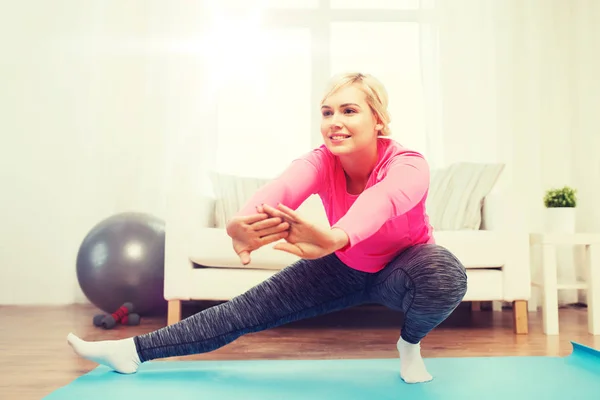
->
[320,84,383,156]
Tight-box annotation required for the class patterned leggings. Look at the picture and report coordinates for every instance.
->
[134,243,468,362]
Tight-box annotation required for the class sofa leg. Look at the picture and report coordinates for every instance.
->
[513,300,528,334]
[168,300,182,326]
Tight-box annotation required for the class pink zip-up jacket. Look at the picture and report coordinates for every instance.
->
[236,137,435,273]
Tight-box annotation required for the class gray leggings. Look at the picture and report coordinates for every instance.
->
[134,244,467,362]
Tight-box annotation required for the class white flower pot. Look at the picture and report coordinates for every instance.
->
[544,207,576,233]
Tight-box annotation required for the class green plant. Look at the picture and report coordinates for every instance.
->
[544,186,577,208]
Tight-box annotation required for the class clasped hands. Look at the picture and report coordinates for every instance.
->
[225,203,349,265]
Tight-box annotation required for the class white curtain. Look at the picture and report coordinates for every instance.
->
[175,1,600,306]
[11,1,596,305]
[166,0,600,308]
[426,0,600,306]
[194,0,447,182]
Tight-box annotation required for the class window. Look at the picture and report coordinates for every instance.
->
[204,0,319,9]
[330,22,428,154]
[330,0,420,9]
[204,1,440,179]
[213,28,312,178]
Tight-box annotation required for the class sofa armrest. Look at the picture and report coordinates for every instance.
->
[481,190,531,300]
[501,231,531,301]
[480,190,506,231]
[164,191,216,301]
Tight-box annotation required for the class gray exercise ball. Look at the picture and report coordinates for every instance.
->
[76,212,166,316]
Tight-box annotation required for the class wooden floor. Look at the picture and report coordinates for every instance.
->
[1,302,599,399]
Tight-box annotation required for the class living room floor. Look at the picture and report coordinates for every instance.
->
[2,303,598,399]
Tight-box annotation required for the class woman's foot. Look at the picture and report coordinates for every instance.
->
[397,337,433,383]
[67,333,141,374]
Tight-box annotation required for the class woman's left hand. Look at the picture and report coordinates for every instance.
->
[258,203,349,259]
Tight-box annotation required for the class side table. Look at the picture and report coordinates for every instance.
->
[529,233,600,335]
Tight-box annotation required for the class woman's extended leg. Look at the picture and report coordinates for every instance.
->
[68,254,370,373]
[368,243,468,383]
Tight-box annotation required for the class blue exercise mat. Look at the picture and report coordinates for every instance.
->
[46,342,600,399]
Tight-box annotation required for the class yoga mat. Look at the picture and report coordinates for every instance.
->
[45,342,600,399]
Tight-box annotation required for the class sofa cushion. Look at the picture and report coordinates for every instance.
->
[463,269,504,301]
[189,228,507,271]
[211,162,503,232]
[210,171,330,229]
[210,172,270,228]
[185,267,504,301]
[433,230,507,268]
[426,162,504,231]
[189,227,301,271]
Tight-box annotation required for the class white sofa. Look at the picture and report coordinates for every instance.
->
[163,169,531,334]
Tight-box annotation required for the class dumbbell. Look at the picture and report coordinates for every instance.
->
[92,314,107,327]
[92,302,136,329]
[120,313,141,326]
[92,312,141,328]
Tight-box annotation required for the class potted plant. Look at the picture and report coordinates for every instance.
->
[543,186,577,233]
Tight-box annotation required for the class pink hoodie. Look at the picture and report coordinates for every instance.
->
[237,137,434,273]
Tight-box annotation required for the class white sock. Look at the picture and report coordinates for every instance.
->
[397,336,433,384]
[67,333,141,374]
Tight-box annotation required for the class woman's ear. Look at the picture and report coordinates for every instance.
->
[375,123,383,131]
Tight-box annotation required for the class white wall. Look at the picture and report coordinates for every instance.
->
[437,0,600,234]
[1,1,598,305]
[522,0,599,234]
[0,2,205,304]
[570,1,600,234]
[435,0,600,307]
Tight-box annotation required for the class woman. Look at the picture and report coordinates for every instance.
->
[67,72,467,384]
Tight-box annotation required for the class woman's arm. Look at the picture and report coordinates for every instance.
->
[332,152,429,248]
[225,149,328,264]
[234,150,327,219]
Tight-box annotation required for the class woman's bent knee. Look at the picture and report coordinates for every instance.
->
[372,244,467,312]
[398,244,467,304]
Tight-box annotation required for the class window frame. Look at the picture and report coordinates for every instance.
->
[209,0,439,172]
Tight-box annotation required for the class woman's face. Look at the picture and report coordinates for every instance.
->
[320,84,382,156]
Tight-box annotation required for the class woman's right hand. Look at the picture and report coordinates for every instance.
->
[226,213,290,265]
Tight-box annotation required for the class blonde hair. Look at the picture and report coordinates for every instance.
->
[321,72,391,136]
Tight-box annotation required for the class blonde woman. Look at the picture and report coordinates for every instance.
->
[68,73,467,384]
